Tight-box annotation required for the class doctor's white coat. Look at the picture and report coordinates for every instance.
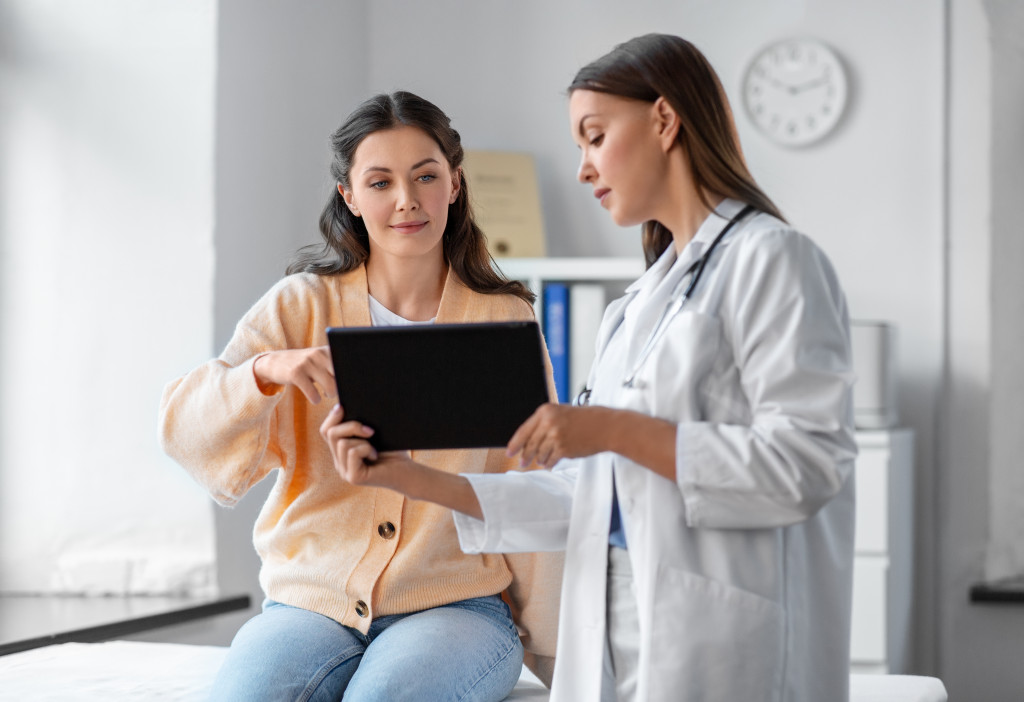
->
[455,199,857,702]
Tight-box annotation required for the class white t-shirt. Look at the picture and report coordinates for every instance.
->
[368,295,436,327]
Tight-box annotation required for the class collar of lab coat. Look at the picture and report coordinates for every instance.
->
[623,197,748,295]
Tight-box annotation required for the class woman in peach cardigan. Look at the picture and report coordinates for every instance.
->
[159,91,561,702]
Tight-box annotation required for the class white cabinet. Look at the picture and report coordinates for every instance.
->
[851,429,914,674]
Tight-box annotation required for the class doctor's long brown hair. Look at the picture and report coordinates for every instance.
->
[288,91,534,305]
[569,34,785,267]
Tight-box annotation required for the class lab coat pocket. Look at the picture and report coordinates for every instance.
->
[648,563,784,702]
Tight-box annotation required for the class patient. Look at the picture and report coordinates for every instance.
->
[158,91,560,701]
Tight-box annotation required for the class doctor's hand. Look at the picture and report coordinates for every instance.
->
[507,403,621,469]
[319,404,417,490]
[253,346,334,404]
[510,403,680,479]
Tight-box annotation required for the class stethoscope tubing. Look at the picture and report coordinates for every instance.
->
[573,206,756,404]
[620,205,755,388]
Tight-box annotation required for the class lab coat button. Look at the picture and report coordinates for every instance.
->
[377,521,396,539]
[355,600,369,617]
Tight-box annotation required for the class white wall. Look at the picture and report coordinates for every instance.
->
[941,2,1024,700]
[985,0,1024,585]
[0,0,217,594]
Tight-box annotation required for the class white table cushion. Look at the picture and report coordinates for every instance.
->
[850,673,949,702]
[0,640,949,702]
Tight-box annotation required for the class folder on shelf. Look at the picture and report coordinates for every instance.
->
[463,150,546,258]
[569,283,606,399]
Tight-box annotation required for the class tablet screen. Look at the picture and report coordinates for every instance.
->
[327,321,549,451]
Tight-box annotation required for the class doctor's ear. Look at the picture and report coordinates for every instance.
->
[338,183,360,217]
[653,97,681,152]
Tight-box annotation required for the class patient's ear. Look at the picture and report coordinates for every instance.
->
[449,167,461,205]
[339,183,360,217]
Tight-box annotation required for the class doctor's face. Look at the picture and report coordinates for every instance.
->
[340,125,460,262]
[570,89,668,228]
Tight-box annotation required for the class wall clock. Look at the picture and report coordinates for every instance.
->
[742,38,849,147]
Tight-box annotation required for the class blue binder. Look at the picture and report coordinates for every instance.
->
[543,282,570,403]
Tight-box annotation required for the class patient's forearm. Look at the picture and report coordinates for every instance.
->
[390,461,484,521]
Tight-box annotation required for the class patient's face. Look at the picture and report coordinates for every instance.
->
[340,125,460,264]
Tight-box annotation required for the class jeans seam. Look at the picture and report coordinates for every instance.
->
[455,633,521,702]
[296,648,362,702]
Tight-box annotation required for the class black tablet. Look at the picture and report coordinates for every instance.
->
[326,321,549,451]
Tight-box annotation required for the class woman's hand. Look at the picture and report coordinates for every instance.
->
[319,404,485,518]
[319,404,412,489]
[507,404,618,468]
[253,346,334,404]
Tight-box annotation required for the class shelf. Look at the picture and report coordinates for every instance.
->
[493,256,645,283]
[969,575,1024,604]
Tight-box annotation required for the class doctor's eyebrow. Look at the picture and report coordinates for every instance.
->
[576,114,599,137]
[361,158,441,176]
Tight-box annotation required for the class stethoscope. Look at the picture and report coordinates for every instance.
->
[575,205,755,405]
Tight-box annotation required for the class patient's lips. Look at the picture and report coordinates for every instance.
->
[391,219,428,234]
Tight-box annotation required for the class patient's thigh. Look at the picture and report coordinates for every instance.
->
[209,599,364,702]
[344,595,523,702]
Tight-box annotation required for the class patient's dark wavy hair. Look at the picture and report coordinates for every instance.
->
[569,34,786,267]
[287,91,534,305]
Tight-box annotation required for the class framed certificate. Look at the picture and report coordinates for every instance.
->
[463,150,546,258]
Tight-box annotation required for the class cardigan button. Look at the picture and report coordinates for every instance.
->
[355,600,369,618]
[377,521,396,539]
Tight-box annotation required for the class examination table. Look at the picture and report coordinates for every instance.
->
[0,639,948,701]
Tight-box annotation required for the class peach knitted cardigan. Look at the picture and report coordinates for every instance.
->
[159,264,561,681]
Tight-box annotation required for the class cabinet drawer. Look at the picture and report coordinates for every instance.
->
[850,555,887,665]
[854,448,889,553]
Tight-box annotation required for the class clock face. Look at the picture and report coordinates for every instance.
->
[742,38,848,147]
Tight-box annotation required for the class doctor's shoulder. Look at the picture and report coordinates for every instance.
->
[727,216,842,290]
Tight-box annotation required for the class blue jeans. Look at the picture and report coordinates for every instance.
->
[209,594,524,701]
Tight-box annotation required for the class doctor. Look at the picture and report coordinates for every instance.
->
[322,33,857,702]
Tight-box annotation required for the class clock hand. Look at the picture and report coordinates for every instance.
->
[793,75,831,93]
